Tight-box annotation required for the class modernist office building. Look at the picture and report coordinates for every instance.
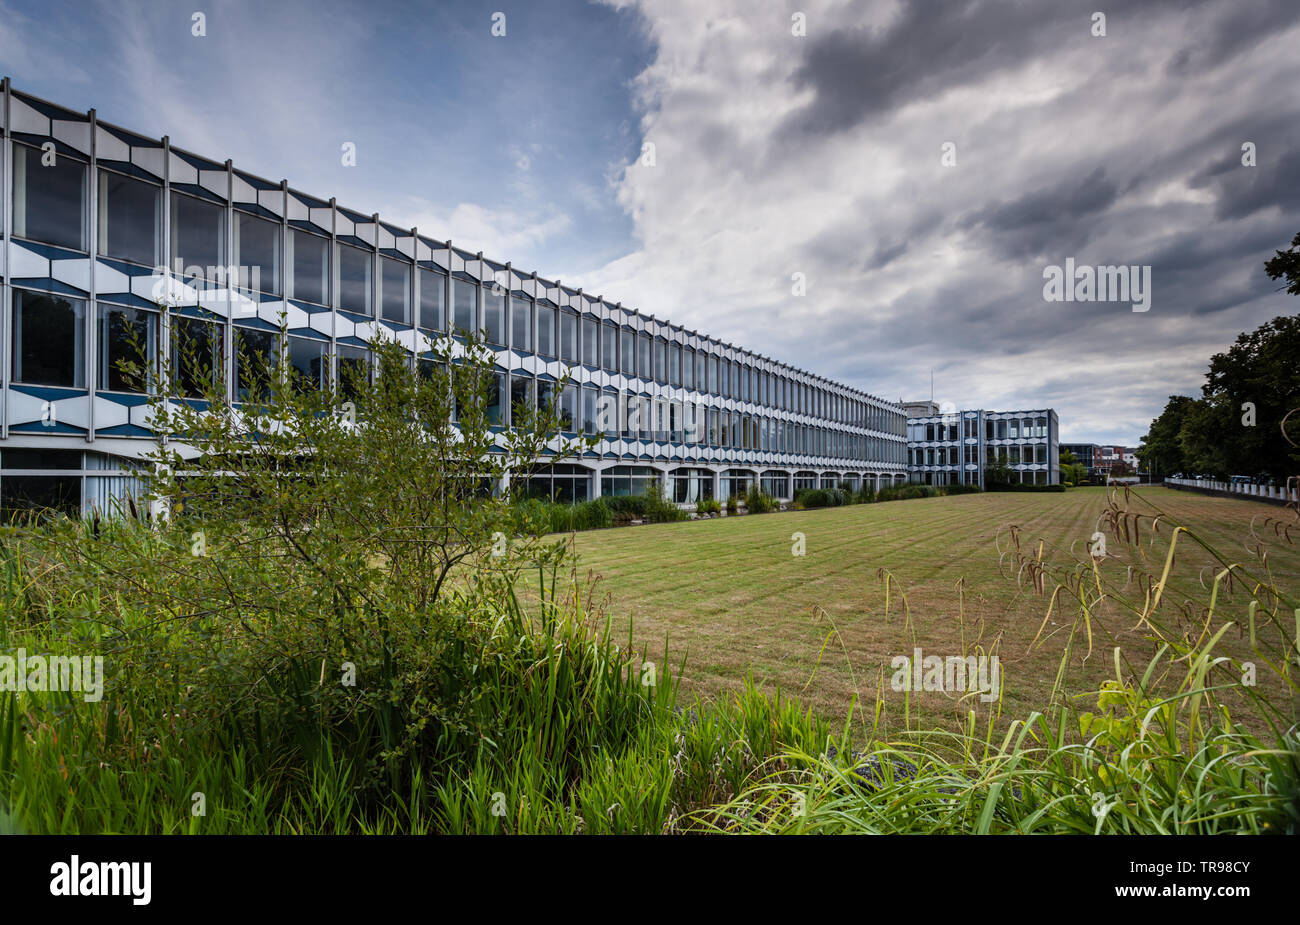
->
[0,81,908,515]
[906,402,1060,487]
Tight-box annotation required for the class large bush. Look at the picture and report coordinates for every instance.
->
[744,484,778,514]
[794,488,849,508]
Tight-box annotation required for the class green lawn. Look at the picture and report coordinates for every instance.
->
[563,486,1300,733]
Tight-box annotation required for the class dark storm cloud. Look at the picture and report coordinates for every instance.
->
[961,167,1119,261]
[1195,148,1300,221]
[782,0,1292,138]
[1164,0,1300,77]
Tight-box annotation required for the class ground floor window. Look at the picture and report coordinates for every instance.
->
[760,470,789,499]
[0,450,144,518]
[722,469,754,499]
[1,474,81,516]
[601,465,659,498]
[517,463,592,503]
[793,471,817,493]
[671,467,714,504]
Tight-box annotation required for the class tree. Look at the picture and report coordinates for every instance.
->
[1137,231,1300,482]
[985,453,1012,487]
[1196,313,1300,479]
[135,317,589,616]
[1264,231,1300,296]
[1137,395,1197,476]
[1062,462,1088,485]
[67,313,599,777]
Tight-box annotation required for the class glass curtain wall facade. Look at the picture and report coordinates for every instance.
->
[906,408,1060,487]
[0,82,909,513]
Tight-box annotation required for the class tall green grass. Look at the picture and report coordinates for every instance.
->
[0,486,1295,834]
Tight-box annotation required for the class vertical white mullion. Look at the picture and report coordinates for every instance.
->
[476,250,485,337]
[370,212,379,383]
[223,159,234,405]
[328,197,337,392]
[159,134,171,449]
[278,180,289,379]
[86,106,98,443]
[409,226,419,372]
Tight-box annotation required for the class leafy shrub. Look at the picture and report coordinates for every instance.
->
[696,498,721,516]
[877,484,937,502]
[725,495,739,515]
[602,495,648,522]
[642,479,687,523]
[794,488,849,508]
[853,485,876,504]
[518,497,614,534]
[744,484,777,514]
[938,483,982,496]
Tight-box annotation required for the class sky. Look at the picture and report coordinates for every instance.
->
[2,0,1297,445]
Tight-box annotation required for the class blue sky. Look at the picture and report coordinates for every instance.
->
[0,0,652,276]
[3,0,1299,445]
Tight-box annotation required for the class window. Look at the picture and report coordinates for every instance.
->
[13,144,87,251]
[683,348,695,390]
[695,351,706,393]
[620,327,635,376]
[560,311,578,364]
[483,285,505,345]
[379,257,410,325]
[601,323,617,372]
[510,375,533,428]
[98,171,160,266]
[558,384,578,432]
[708,355,719,395]
[654,399,669,441]
[419,269,445,332]
[337,244,373,315]
[581,317,598,366]
[171,316,223,398]
[511,298,532,352]
[537,305,557,357]
[1,474,81,516]
[553,314,574,363]
[171,193,225,276]
[234,326,280,400]
[233,212,281,295]
[653,338,666,383]
[486,372,506,427]
[669,344,682,386]
[12,291,87,387]
[582,385,598,434]
[287,335,327,391]
[537,381,556,425]
[289,230,330,305]
[98,305,156,392]
[451,279,477,334]
[636,333,651,379]
[600,389,618,437]
[336,344,370,400]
